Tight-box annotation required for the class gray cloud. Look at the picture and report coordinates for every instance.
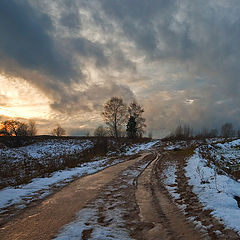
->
[51,81,135,114]
[1,0,240,136]
[0,0,75,80]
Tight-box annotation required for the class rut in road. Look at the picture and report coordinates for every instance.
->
[0,153,153,240]
[135,150,240,240]
[55,153,156,239]
[136,153,203,240]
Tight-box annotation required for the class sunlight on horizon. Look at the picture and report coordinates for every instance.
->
[0,74,51,120]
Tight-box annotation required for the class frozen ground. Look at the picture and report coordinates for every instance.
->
[161,163,179,199]
[0,157,123,212]
[0,140,157,216]
[0,139,94,163]
[185,147,240,234]
[54,156,151,240]
[125,140,159,155]
[209,139,240,176]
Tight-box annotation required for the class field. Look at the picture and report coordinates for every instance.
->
[0,137,240,239]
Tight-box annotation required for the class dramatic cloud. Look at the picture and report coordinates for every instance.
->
[1,0,240,136]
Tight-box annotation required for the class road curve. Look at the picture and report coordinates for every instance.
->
[0,154,148,240]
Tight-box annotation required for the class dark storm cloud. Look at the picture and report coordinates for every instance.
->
[72,38,109,67]
[51,81,135,113]
[1,0,240,136]
[0,0,74,80]
[100,0,193,60]
[0,0,135,114]
[60,13,81,29]
[99,0,240,133]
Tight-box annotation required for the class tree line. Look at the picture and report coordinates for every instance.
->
[0,120,66,137]
[95,97,146,139]
[166,122,240,140]
[1,97,240,141]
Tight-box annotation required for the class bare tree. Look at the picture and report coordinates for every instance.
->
[28,120,37,136]
[0,120,29,136]
[221,123,234,138]
[209,128,218,138]
[94,125,108,137]
[52,124,66,137]
[128,101,146,138]
[102,97,127,139]
[169,124,193,139]
[237,129,240,137]
[148,131,153,139]
[200,127,209,138]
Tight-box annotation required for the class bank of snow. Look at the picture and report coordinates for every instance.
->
[185,149,240,234]
[0,157,124,212]
[0,139,94,163]
[0,140,157,214]
[125,140,159,155]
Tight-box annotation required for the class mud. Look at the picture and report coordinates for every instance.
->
[135,153,203,240]
[0,146,239,240]
[0,154,147,240]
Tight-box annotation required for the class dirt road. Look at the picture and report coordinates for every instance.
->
[0,154,150,240]
[0,148,239,239]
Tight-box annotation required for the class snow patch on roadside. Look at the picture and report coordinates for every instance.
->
[0,157,124,211]
[125,140,159,155]
[185,151,240,234]
[162,164,180,200]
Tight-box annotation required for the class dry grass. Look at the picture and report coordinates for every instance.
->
[0,136,151,189]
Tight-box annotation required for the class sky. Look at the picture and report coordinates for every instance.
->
[0,0,240,137]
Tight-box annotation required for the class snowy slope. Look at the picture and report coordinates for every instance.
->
[0,140,157,216]
[185,148,240,234]
[0,139,94,163]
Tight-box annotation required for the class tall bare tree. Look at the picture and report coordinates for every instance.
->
[237,129,240,137]
[102,97,127,139]
[169,124,193,139]
[28,120,37,136]
[52,124,66,137]
[94,125,108,137]
[128,101,146,137]
[221,122,235,138]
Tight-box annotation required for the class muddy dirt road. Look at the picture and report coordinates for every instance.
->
[0,148,239,240]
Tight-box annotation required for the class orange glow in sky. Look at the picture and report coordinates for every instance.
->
[0,75,51,119]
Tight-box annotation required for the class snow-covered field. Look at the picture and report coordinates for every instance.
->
[0,140,158,217]
[0,139,95,188]
[0,139,94,163]
[207,139,240,178]
[186,143,240,234]
[160,139,240,236]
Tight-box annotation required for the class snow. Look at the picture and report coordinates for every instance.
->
[54,202,133,240]
[163,140,196,151]
[185,149,240,234]
[125,140,159,155]
[0,157,124,212]
[0,140,156,216]
[55,156,151,240]
[161,163,180,199]
[216,139,240,149]
[0,139,94,163]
